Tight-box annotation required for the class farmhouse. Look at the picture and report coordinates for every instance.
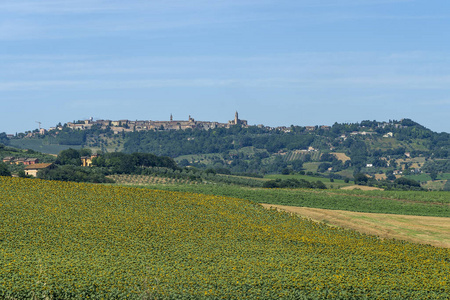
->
[23,158,39,165]
[81,154,99,167]
[24,163,54,177]
[2,157,14,163]
[14,158,26,165]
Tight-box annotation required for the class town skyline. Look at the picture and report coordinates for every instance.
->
[9,113,425,138]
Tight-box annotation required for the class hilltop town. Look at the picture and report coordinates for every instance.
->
[23,111,338,137]
[48,112,249,134]
[32,113,408,137]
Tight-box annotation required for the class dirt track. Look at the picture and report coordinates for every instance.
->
[261,204,450,248]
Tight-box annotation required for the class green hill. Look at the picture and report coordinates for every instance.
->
[4,118,450,189]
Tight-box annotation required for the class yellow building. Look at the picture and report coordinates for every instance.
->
[81,154,99,167]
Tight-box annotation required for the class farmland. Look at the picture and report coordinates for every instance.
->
[264,173,354,189]
[261,205,450,248]
[8,139,81,155]
[1,176,449,299]
[132,183,450,217]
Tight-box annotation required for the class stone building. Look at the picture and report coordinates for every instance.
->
[24,163,54,177]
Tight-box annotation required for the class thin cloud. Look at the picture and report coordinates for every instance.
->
[2,74,450,92]
[0,0,437,41]
[293,0,413,7]
[1,51,447,78]
[0,0,267,15]
[0,1,276,41]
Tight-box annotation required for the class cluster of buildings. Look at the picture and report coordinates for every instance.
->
[59,112,248,134]
[25,115,408,139]
[24,154,98,177]
[2,154,98,177]
[2,157,39,165]
[2,157,53,177]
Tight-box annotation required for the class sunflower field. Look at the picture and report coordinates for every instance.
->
[0,176,449,299]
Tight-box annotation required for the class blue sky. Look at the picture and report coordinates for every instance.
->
[1,0,450,134]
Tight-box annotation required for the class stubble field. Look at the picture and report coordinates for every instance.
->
[261,204,450,248]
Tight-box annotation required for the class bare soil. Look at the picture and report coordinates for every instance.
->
[261,204,450,248]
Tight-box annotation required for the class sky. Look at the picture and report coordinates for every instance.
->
[2,0,450,134]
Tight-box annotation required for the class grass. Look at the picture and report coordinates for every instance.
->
[86,135,125,153]
[283,150,321,162]
[174,153,222,164]
[109,174,197,185]
[8,139,81,155]
[422,180,447,191]
[336,169,354,179]
[368,137,429,152]
[302,162,320,173]
[404,173,450,190]
[404,173,433,182]
[264,173,354,188]
[128,183,450,217]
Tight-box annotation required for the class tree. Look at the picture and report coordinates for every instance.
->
[290,160,303,172]
[385,170,396,181]
[354,173,368,185]
[0,132,9,145]
[55,148,82,166]
[320,153,336,162]
[443,180,450,191]
[281,168,291,175]
[38,165,114,183]
[394,177,421,188]
[317,162,332,173]
[430,171,438,181]
[263,180,279,188]
[0,162,11,176]
[313,180,327,189]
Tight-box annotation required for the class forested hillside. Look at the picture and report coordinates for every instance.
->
[3,119,450,183]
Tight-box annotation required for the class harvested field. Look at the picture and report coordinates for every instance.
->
[261,204,450,248]
[331,152,351,162]
[341,185,384,191]
[374,173,387,180]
